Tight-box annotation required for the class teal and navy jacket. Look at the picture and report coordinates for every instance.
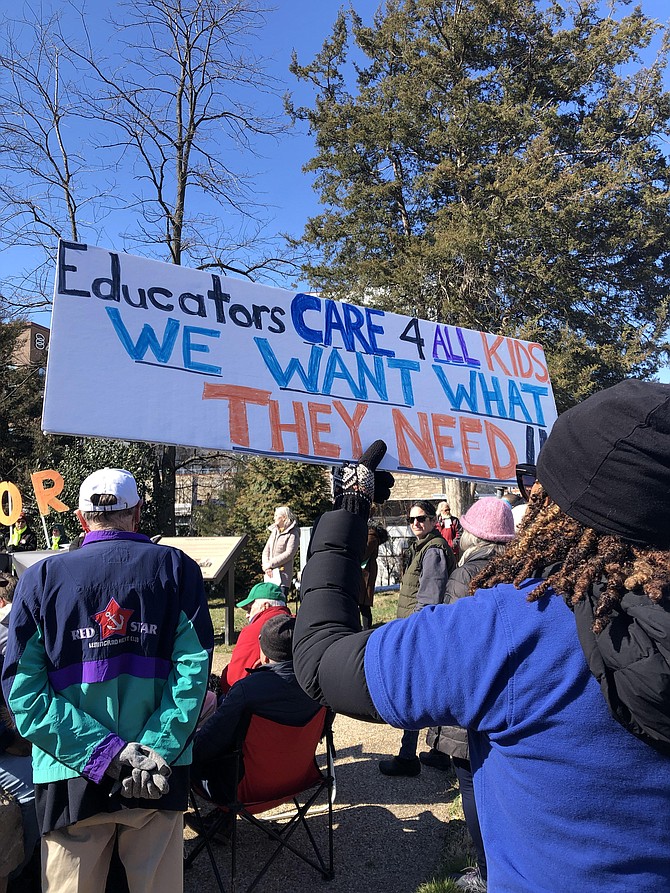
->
[1,530,213,830]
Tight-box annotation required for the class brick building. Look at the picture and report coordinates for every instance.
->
[12,322,50,367]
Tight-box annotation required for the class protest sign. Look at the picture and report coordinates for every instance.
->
[42,241,558,482]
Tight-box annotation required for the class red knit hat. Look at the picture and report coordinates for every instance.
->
[460,497,515,543]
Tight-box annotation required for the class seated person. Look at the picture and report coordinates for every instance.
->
[219,582,291,695]
[191,615,321,809]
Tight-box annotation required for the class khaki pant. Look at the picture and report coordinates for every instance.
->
[42,809,183,893]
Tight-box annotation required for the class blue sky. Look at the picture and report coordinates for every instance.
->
[236,0,384,269]
[21,0,670,285]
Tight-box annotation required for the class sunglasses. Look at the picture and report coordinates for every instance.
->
[515,463,537,502]
[407,514,429,525]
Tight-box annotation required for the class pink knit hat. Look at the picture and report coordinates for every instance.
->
[460,497,515,543]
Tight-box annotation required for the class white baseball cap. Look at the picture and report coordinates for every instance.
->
[78,468,140,512]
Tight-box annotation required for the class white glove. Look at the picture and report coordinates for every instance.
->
[107,742,171,800]
[120,767,170,800]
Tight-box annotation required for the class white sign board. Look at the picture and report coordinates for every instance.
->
[42,241,558,483]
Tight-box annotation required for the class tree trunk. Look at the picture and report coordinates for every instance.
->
[153,444,176,535]
[188,473,198,535]
[441,478,476,518]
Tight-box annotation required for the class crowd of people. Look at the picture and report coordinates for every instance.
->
[1,379,669,893]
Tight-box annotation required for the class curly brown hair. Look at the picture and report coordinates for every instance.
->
[473,484,670,633]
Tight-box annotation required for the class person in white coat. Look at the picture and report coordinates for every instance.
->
[262,506,299,598]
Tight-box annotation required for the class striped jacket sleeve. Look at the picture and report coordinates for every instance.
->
[136,553,214,762]
[1,568,125,782]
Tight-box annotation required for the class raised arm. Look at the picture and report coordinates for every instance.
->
[293,443,393,721]
[293,443,512,738]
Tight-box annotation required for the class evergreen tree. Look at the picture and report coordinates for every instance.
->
[0,321,157,535]
[288,0,670,408]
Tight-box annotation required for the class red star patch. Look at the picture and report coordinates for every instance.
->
[93,598,134,640]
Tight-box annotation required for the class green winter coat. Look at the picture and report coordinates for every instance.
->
[396,530,455,619]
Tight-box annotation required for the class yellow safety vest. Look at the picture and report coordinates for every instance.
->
[9,525,26,547]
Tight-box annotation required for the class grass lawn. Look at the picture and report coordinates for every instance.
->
[207,588,474,893]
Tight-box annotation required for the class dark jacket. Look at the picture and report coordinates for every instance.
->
[443,545,499,605]
[193,660,321,803]
[293,511,379,722]
[572,580,670,754]
[0,655,19,752]
[7,526,37,553]
[219,605,292,694]
[396,530,455,618]
[2,530,213,833]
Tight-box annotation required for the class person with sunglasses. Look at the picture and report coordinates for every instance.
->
[378,500,456,777]
[515,463,537,502]
[502,464,538,531]
[293,382,670,893]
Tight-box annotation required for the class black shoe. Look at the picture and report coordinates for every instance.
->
[379,756,421,777]
[419,749,452,771]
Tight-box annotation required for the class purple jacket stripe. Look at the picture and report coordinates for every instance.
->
[48,654,172,690]
[84,732,125,783]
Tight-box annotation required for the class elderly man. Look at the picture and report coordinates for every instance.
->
[2,468,213,893]
[219,581,291,695]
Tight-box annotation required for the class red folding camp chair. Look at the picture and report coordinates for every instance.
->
[184,706,335,893]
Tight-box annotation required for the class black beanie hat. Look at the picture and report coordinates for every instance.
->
[536,379,670,547]
[259,615,295,662]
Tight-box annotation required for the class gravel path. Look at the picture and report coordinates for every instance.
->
[184,709,469,893]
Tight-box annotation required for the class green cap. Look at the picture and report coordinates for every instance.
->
[236,581,285,609]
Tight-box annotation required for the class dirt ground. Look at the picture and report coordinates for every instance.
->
[183,707,470,893]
